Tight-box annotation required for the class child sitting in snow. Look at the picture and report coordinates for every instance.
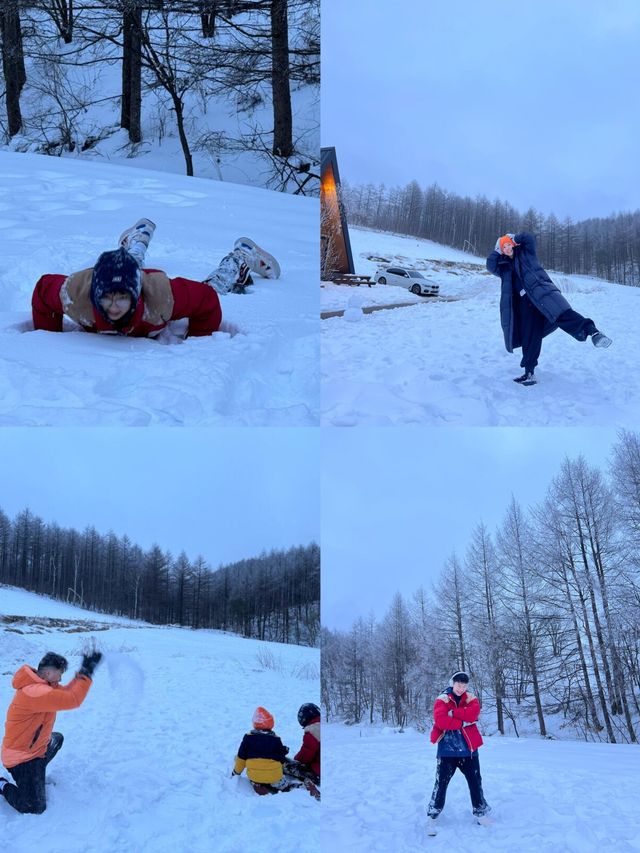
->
[283,702,320,784]
[232,706,293,795]
[31,220,280,338]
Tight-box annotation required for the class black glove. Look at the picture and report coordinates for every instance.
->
[79,651,103,679]
[283,746,290,755]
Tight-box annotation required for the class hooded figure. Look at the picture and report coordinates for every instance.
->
[486,231,611,385]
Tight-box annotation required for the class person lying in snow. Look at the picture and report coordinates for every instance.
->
[282,702,320,785]
[31,220,280,338]
[0,649,102,815]
[426,671,490,835]
[486,232,611,386]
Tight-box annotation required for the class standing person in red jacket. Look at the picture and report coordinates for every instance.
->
[0,650,102,815]
[31,219,280,338]
[426,671,490,835]
[284,702,320,784]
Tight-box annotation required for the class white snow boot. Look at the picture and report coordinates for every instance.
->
[475,814,493,827]
[119,218,156,268]
[233,237,281,279]
[427,816,438,836]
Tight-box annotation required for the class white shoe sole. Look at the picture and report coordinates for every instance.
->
[234,237,280,279]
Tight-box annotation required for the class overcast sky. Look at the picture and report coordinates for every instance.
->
[322,0,640,220]
[0,429,319,567]
[322,427,622,630]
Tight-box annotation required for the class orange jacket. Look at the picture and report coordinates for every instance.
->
[2,666,92,769]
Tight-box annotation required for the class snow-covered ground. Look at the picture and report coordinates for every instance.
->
[0,152,319,425]
[321,227,636,426]
[0,586,320,853]
[323,723,640,852]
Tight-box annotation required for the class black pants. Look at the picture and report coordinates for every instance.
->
[283,758,320,785]
[427,754,490,817]
[2,732,64,814]
[518,295,596,372]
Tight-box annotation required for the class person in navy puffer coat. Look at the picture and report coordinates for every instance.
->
[486,232,612,385]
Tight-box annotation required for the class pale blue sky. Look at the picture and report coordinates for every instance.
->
[0,428,319,566]
[322,0,640,220]
[322,427,620,629]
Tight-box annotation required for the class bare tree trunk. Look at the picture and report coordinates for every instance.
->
[0,5,25,137]
[121,4,142,143]
[270,0,293,157]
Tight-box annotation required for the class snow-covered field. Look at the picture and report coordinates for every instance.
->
[321,228,637,426]
[0,152,319,426]
[323,723,640,852]
[0,586,320,853]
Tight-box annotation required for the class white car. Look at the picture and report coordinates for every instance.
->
[374,266,439,296]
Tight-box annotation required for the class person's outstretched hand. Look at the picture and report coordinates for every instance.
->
[79,651,103,679]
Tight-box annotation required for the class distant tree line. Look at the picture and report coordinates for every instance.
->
[342,179,640,286]
[0,0,319,192]
[322,431,640,743]
[0,506,320,646]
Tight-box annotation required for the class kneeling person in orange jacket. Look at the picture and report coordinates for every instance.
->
[426,671,490,834]
[0,650,102,814]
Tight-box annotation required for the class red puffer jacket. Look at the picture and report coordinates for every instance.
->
[429,690,483,753]
[32,270,222,337]
[294,717,320,777]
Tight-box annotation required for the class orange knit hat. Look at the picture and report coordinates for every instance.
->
[252,706,275,730]
[499,235,516,252]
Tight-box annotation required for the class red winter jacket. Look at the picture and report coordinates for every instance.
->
[430,690,483,753]
[294,717,320,777]
[32,270,222,337]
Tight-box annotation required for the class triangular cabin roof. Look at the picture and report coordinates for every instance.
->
[321,146,355,276]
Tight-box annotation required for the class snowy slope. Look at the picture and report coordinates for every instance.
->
[0,152,319,426]
[0,586,320,853]
[324,724,639,852]
[322,227,635,426]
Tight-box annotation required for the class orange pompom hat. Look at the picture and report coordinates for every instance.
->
[252,706,275,730]
[499,235,516,252]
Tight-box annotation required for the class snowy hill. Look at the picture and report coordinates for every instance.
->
[322,227,637,426]
[0,586,320,853]
[0,152,319,426]
[324,724,639,852]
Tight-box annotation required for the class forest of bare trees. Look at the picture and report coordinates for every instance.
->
[342,179,640,286]
[0,0,319,192]
[0,507,320,645]
[322,431,640,743]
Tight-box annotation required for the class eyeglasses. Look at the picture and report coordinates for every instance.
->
[99,293,132,310]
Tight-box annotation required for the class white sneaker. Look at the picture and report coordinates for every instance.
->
[427,816,438,836]
[476,815,493,827]
[233,237,280,279]
[119,218,156,267]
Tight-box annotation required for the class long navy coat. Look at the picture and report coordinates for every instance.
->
[486,231,571,352]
